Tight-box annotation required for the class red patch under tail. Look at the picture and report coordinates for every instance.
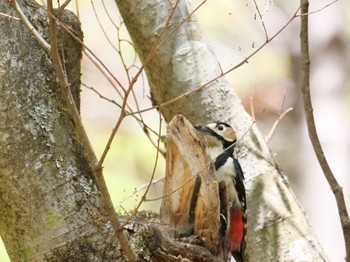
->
[230,207,244,261]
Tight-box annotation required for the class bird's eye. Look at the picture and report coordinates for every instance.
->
[217,125,224,131]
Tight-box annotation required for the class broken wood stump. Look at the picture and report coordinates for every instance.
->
[159,115,230,260]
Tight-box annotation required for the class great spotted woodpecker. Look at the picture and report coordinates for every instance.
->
[194,122,246,262]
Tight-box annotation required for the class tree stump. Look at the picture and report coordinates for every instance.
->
[160,115,229,260]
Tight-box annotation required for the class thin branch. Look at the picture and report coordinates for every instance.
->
[266,87,293,143]
[118,38,137,84]
[90,0,119,53]
[101,0,120,30]
[56,0,72,15]
[250,86,256,121]
[47,0,67,88]
[265,107,293,143]
[139,113,163,200]
[82,83,123,109]
[116,177,165,208]
[300,0,350,260]
[10,0,50,52]
[280,87,288,115]
[252,0,269,41]
[297,0,338,17]
[44,13,156,173]
[0,11,20,20]
[74,0,79,19]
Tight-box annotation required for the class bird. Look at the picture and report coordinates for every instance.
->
[194,121,246,262]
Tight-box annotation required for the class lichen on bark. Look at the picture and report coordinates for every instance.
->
[0,1,118,260]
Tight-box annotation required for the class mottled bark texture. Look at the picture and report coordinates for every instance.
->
[116,0,328,261]
[0,1,121,261]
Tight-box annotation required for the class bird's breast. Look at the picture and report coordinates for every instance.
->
[215,158,240,207]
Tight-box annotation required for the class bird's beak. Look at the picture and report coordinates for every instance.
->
[193,125,211,135]
[193,125,201,130]
[193,125,204,131]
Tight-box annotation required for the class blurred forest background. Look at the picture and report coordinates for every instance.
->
[1,0,349,261]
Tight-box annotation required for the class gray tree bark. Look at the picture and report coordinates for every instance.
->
[115,0,328,261]
[0,1,122,261]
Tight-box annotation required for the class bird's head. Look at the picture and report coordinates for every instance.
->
[194,122,237,150]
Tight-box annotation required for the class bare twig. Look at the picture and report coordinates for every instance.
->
[10,0,50,52]
[90,0,119,53]
[0,11,20,20]
[47,0,68,88]
[280,87,288,115]
[252,0,269,41]
[250,86,256,121]
[265,87,294,143]
[82,83,123,109]
[56,0,72,14]
[300,0,350,260]
[74,0,79,18]
[116,177,165,208]
[50,12,151,143]
[297,0,338,17]
[101,0,120,30]
[139,113,163,200]
[265,107,293,143]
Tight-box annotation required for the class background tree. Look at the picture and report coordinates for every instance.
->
[0,0,349,261]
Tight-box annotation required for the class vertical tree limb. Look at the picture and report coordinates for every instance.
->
[300,0,350,260]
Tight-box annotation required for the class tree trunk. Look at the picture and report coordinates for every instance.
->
[0,1,122,260]
[116,0,328,261]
